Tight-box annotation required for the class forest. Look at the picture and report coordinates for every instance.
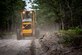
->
[33,0,82,30]
[0,0,26,32]
[0,0,82,31]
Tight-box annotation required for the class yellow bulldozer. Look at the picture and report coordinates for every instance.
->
[17,10,36,39]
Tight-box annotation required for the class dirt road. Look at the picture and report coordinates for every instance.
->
[0,40,32,55]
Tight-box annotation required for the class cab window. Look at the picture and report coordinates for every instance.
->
[23,24,31,29]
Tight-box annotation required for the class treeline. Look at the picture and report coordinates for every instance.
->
[33,0,82,30]
[0,0,26,32]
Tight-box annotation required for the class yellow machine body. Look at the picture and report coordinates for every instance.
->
[21,22,32,36]
[20,10,35,37]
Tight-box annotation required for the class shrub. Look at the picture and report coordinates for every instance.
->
[59,28,82,47]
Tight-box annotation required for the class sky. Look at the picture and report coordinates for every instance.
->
[23,0,33,10]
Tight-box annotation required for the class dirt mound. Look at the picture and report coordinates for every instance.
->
[34,32,82,55]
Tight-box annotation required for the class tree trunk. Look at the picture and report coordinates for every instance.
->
[79,19,82,28]
[65,0,73,27]
[61,18,64,30]
[60,4,64,30]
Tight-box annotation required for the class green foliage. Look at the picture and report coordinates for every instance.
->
[59,28,82,47]
[33,0,82,29]
[0,0,26,31]
[36,10,57,26]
